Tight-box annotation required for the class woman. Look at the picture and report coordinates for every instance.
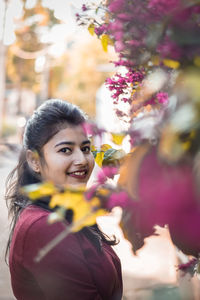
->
[6,99,123,300]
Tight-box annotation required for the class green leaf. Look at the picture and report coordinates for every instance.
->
[102,148,126,166]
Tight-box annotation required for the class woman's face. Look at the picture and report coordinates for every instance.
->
[38,125,95,187]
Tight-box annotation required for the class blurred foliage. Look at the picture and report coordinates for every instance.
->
[6,0,60,95]
[4,0,117,117]
[2,122,17,138]
[50,36,117,117]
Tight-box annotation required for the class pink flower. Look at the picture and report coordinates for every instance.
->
[94,24,107,36]
[103,166,118,178]
[157,37,182,60]
[108,20,123,31]
[115,109,127,118]
[145,97,157,106]
[122,98,131,104]
[117,13,132,21]
[81,122,105,137]
[113,58,134,68]
[178,258,197,276]
[127,40,143,47]
[148,0,181,16]
[75,13,80,21]
[108,0,126,13]
[97,167,118,184]
[115,40,126,52]
[107,191,132,209]
[85,184,98,200]
[113,30,124,41]
[156,92,168,104]
[126,70,144,83]
[82,4,88,11]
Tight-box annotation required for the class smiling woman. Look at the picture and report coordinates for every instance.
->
[27,125,94,187]
[5,99,122,300]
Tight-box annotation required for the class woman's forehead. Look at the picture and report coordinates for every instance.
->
[47,125,89,145]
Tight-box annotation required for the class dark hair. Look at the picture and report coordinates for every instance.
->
[5,99,117,260]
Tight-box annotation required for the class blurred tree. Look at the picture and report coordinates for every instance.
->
[5,1,116,120]
[6,0,60,113]
[49,35,117,117]
[0,0,9,138]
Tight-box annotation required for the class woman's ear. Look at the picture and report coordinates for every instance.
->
[26,150,41,173]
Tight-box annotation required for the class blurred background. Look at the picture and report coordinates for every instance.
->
[0,0,199,299]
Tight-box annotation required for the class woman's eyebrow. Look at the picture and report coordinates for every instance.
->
[82,140,91,145]
[55,141,74,148]
[55,140,91,148]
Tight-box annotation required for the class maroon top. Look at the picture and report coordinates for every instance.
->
[9,205,123,300]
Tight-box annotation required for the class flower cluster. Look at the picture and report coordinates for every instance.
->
[106,0,200,66]
[76,0,200,264]
[85,166,132,211]
[105,69,144,104]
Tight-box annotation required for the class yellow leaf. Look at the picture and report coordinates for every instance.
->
[111,133,125,145]
[163,59,180,69]
[194,56,200,67]
[91,144,97,152]
[101,34,109,52]
[95,151,104,167]
[22,182,56,200]
[72,209,107,232]
[88,23,95,36]
[189,130,196,139]
[98,188,110,197]
[182,141,191,151]
[49,191,84,209]
[50,190,107,231]
[151,55,160,66]
[101,144,112,151]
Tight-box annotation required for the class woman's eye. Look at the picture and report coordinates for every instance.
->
[59,147,71,154]
[82,146,91,153]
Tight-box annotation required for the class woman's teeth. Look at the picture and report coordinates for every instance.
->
[73,171,86,176]
[68,171,87,176]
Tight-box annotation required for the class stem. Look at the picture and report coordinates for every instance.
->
[34,212,95,262]
[34,225,72,262]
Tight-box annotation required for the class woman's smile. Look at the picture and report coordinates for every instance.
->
[66,169,88,179]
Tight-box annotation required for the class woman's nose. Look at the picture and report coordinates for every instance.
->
[73,149,87,165]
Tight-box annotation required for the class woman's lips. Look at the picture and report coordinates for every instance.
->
[67,170,88,179]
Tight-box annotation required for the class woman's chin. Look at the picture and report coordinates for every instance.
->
[60,182,87,190]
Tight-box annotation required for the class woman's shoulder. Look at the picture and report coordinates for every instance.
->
[15,205,50,233]
[11,205,67,256]
[10,205,76,266]
[15,205,66,242]
[20,204,49,218]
